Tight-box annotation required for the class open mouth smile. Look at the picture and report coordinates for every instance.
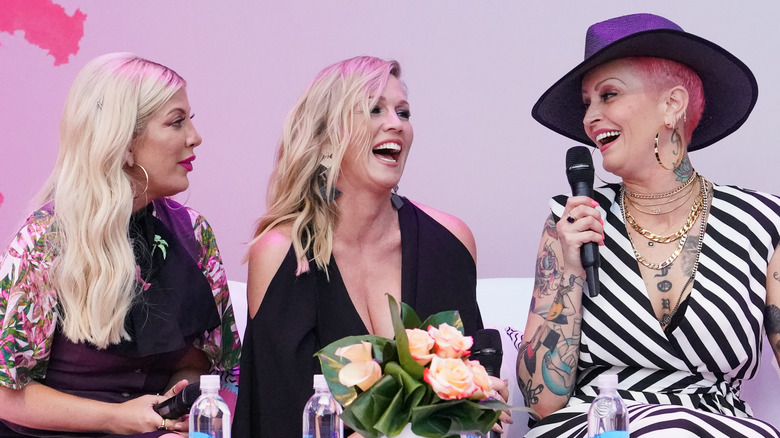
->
[372,141,402,163]
[596,130,621,147]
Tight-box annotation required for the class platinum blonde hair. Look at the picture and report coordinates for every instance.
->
[252,56,401,275]
[36,52,185,348]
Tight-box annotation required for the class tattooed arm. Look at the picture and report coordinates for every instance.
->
[517,202,602,419]
[765,250,780,366]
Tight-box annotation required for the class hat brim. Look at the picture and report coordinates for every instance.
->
[531,29,758,151]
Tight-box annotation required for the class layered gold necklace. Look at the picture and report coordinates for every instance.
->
[619,173,710,330]
[620,173,706,270]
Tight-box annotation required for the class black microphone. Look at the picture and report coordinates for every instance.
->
[153,382,201,419]
[566,145,600,297]
[472,329,503,438]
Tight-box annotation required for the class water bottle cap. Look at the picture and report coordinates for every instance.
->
[313,374,328,390]
[598,373,619,390]
[200,374,220,391]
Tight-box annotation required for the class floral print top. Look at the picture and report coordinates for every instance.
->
[0,204,241,393]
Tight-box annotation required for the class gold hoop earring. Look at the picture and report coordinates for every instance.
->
[654,128,684,171]
[133,164,149,199]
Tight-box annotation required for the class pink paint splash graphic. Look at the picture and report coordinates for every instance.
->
[0,0,86,65]
[0,192,3,208]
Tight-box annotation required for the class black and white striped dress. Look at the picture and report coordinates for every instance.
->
[527,183,780,438]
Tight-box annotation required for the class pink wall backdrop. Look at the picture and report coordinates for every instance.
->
[2,1,780,284]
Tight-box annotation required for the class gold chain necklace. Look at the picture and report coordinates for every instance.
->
[625,182,697,215]
[659,180,710,330]
[625,190,704,244]
[621,174,707,270]
[625,171,698,199]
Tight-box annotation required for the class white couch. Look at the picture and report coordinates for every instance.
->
[227,278,780,436]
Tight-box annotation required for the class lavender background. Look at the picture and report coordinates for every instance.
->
[2,0,780,428]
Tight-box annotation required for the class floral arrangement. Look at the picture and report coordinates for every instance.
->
[316,296,507,438]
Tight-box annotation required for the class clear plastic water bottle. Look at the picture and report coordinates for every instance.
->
[302,374,343,438]
[189,375,231,438]
[587,374,628,438]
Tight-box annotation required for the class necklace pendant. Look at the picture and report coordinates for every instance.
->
[652,208,661,214]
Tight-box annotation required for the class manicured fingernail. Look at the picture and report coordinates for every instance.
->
[591,200,600,207]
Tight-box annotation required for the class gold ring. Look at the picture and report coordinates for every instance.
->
[159,418,166,431]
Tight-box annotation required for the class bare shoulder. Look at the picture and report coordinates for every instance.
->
[411,201,477,262]
[246,224,293,317]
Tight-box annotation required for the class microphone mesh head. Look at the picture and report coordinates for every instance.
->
[472,329,503,377]
[473,328,502,353]
[566,146,595,185]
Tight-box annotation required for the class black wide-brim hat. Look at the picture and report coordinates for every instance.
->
[531,13,758,151]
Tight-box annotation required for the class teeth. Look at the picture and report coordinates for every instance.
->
[596,131,621,143]
[373,142,401,152]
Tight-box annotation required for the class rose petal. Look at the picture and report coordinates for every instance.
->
[335,341,373,363]
[338,360,382,391]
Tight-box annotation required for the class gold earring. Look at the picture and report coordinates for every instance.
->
[133,164,149,199]
[654,129,684,171]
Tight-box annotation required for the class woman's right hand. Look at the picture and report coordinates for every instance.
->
[111,381,191,434]
[111,394,170,434]
[557,196,604,271]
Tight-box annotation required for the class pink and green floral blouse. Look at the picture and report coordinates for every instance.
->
[0,205,241,393]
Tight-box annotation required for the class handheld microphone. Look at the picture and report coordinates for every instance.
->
[566,146,600,297]
[472,329,503,438]
[153,382,201,419]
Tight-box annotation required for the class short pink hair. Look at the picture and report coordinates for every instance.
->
[625,57,704,145]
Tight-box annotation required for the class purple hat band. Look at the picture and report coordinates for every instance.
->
[532,13,758,151]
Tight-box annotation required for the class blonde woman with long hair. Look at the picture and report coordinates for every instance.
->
[0,53,240,437]
[233,56,508,438]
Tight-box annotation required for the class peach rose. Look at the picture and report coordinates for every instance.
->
[339,359,382,391]
[423,355,477,400]
[335,341,373,363]
[335,341,382,391]
[427,323,473,359]
[467,360,492,400]
[406,328,435,366]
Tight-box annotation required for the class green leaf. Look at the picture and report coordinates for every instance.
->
[410,399,502,437]
[388,295,425,380]
[400,301,422,329]
[420,311,464,334]
[315,335,393,406]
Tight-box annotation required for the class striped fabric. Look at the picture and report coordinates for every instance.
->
[526,183,780,438]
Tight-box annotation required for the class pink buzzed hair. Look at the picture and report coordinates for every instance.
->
[626,57,704,144]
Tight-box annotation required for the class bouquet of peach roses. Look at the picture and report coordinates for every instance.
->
[316,296,507,438]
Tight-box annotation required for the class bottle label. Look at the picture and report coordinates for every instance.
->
[592,432,629,438]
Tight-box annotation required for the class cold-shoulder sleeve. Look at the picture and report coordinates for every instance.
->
[0,210,60,390]
[186,208,241,393]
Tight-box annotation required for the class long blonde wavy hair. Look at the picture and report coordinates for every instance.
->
[36,53,185,348]
[252,56,401,275]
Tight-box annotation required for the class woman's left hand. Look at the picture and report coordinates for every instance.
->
[489,376,513,434]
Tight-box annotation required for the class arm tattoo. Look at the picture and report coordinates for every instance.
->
[543,214,558,239]
[535,241,562,297]
[773,271,780,283]
[766,304,780,353]
[519,378,545,408]
[765,304,780,335]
